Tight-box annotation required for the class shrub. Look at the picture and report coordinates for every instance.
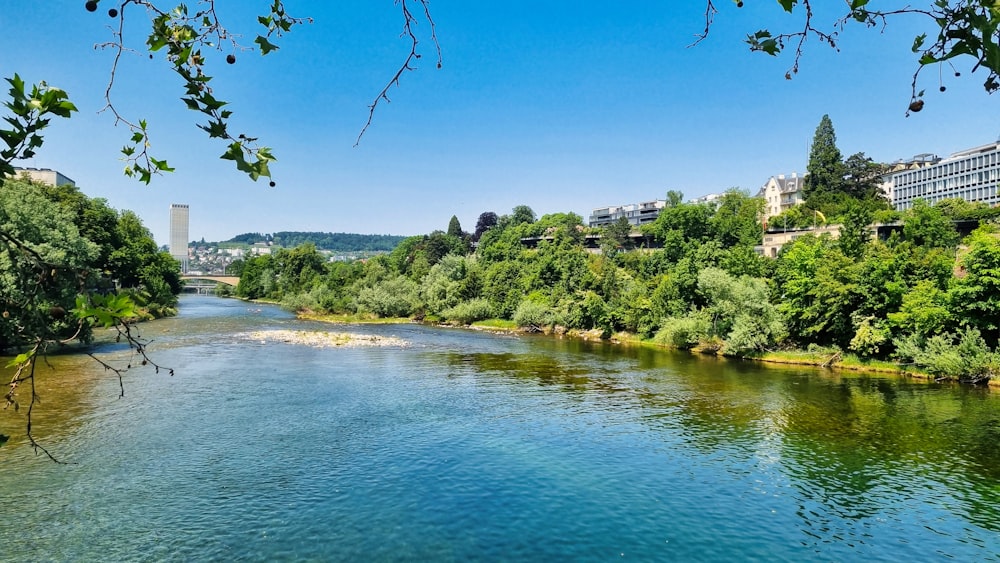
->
[512,300,559,330]
[356,275,421,318]
[440,299,493,324]
[653,313,711,349]
[895,327,999,383]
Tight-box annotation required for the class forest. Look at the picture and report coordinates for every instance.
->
[226,231,406,252]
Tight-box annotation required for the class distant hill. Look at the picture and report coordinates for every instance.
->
[226,231,406,252]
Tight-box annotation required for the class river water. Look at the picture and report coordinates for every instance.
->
[1,295,998,561]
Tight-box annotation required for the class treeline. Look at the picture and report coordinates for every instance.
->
[233,194,1000,383]
[0,178,181,351]
[226,231,405,252]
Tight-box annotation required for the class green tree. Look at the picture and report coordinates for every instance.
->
[0,180,98,350]
[510,205,537,226]
[903,199,959,248]
[803,114,844,202]
[837,200,873,259]
[709,189,765,249]
[949,226,1000,345]
[447,215,463,238]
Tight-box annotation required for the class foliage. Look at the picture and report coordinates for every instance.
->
[228,231,405,252]
[439,299,492,324]
[728,0,1000,108]
[895,328,998,383]
[356,275,421,318]
[512,300,560,331]
[803,115,844,201]
[903,199,960,248]
[653,313,712,350]
[473,212,499,241]
[948,225,1000,344]
[447,215,464,238]
[696,267,786,354]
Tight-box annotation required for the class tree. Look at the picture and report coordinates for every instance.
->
[511,205,537,226]
[601,217,633,256]
[473,212,499,242]
[949,226,1000,346]
[709,189,765,249]
[903,199,960,249]
[447,215,463,238]
[842,152,890,203]
[803,115,844,201]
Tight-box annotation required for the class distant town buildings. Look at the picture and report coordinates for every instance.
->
[588,200,666,228]
[886,141,1000,210]
[757,173,804,220]
[169,204,190,273]
[11,167,75,187]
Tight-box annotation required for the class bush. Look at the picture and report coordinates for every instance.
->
[440,299,493,324]
[512,300,559,330]
[356,275,421,318]
[895,327,999,383]
[652,313,711,349]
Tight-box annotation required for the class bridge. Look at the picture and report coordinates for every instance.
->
[181,275,240,294]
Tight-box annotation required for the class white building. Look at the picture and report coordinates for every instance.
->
[690,192,726,206]
[588,200,666,228]
[169,204,190,272]
[888,142,1000,210]
[758,173,804,220]
[11,167,75,187]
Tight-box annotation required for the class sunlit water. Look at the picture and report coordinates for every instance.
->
[2,295,998,561]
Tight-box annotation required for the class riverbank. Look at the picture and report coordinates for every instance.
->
[300,311,998,387]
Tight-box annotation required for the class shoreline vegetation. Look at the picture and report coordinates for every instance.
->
[231,156,1000,388]
[296,309,1000,387]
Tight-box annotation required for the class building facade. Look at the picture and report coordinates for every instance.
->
[11,167,75,187]
[888,142,1000,210]
[588,200,666,228]
[169,204,190,272]
[758,173,804,220]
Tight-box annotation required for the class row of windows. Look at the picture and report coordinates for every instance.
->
[895,170,999,200]
[896,187,999,208]
[894,149,1000,186]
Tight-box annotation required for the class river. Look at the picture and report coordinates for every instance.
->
[1,295,998,561]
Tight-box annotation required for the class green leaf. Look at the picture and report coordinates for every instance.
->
[778,0,796,13]
[255,35,280,55]
[912,33,927,53]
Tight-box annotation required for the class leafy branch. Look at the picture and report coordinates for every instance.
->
[98,0,311,184]
[702,0,1000,113]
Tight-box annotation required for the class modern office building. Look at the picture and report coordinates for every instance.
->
[169,204,190,272]
[758,173,804,220]
[11,167,75,187]
[887,142,1000,210]
[588,200,666,228]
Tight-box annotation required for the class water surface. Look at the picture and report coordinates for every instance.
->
[1,295,998,561]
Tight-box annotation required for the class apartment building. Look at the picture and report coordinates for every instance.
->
[888,142,1000,210]
[588,200,666,228]
[758,173,804,220]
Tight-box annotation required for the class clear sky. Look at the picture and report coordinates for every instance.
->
[4,2,998,244]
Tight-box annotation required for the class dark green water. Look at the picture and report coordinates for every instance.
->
[1,295,998,561]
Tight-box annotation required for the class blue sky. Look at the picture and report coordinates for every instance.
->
[4,2,999,244]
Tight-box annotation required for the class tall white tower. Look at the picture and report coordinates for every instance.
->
[169,204,190,273]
